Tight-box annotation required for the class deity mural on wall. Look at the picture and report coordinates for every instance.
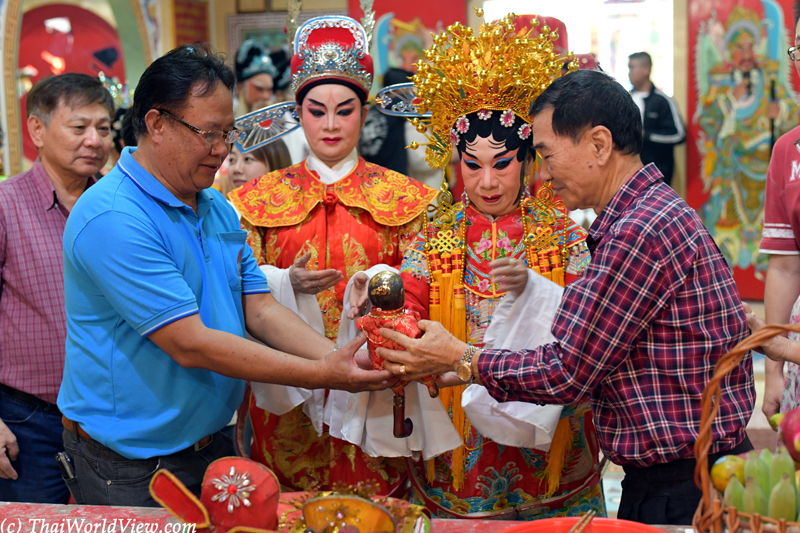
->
[689,0,799,299]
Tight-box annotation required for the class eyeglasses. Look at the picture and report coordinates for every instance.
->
[788,46,800,61]
[155,109,244,145]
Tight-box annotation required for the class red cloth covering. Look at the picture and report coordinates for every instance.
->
[356,309,436,395]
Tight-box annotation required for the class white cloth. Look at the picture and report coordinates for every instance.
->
[248,264,327,434]
[307,148,358,184]
[246,149,359,434]
[324,265,463,460]
[461,269,565,451]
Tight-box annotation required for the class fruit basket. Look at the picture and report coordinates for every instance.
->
[693,323,800,533]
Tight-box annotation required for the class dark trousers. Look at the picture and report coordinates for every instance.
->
[618,436,753,525]
[62,424,234,507]
[0,383,69,503]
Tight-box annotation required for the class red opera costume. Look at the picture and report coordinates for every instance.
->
[229,13,439,493]
[233,159,434,340]
[399,200,602,518]
[231,158,434,491]
[368,10,605,518]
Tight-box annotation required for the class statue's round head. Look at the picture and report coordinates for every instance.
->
[368,271,405,311]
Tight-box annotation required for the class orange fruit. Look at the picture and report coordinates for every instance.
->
[712,455,746,493]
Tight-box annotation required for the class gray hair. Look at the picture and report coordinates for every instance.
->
[26,73,115,126]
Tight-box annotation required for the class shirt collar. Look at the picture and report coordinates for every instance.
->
[118,147,214,212]
[588,163,663,243]
[306,148,358,185]
[31,158,97,212]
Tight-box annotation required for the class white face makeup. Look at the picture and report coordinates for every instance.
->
[298,84,367,168]
[459,133,524,217]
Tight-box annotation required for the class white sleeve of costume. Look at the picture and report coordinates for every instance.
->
[248,264,327,435]
[325,264,462,461]
[462,269,565,451]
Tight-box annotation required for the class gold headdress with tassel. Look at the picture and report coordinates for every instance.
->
[397,9,578,496]
[408,8,575,169]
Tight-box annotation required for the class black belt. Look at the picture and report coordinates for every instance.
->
[63,415,214,452]
[622,435,753,484]
[0,382,55,410]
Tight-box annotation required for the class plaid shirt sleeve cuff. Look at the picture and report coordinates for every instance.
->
[478,348,514,403]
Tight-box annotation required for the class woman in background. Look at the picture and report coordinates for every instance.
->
[221,140,291,198]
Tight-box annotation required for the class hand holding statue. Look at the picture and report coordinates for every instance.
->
[316,333,394,393]
[377,319,467,380]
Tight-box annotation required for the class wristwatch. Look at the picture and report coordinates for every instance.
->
[456,345,479,383]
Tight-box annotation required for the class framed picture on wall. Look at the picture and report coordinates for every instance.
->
[227,10,347,57]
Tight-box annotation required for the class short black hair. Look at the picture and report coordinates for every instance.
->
[628,51,652,68]
[26,73,115,125]
[131,42,235,139]
[529,70,643,156]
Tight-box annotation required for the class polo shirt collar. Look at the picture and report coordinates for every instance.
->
[31,158,97,212]
[118,147,214,212]
[588,163,663,243]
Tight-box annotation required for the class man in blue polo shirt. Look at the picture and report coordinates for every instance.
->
[58,43,391,507]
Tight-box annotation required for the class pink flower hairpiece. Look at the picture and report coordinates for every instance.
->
[500,109,515,128]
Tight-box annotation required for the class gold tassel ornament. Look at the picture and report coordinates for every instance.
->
[449,384,467,491]
[549,247,565,287]
[426,458,436,484]
[439,253,453,332]
[537,250,552,282]
[450,248,467,344]
[543,418,573,497]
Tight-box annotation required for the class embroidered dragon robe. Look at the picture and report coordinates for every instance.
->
[230,157,436,493]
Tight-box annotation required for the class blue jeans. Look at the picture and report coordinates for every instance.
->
[62,426,234,507]
[0,386,70,503]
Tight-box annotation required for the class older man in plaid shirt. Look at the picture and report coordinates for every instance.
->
[378,70,755,526]
[0,74,114,503]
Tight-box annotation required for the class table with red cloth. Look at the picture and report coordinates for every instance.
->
[0,502,689,533]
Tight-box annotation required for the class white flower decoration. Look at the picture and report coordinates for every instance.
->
[477,109,492,121]
[211,467,258,514]
[518,123,532,140]
[450,128,460,144]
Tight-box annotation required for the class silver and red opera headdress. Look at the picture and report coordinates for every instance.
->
[234,8,376,154]
[289,15,374,103]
